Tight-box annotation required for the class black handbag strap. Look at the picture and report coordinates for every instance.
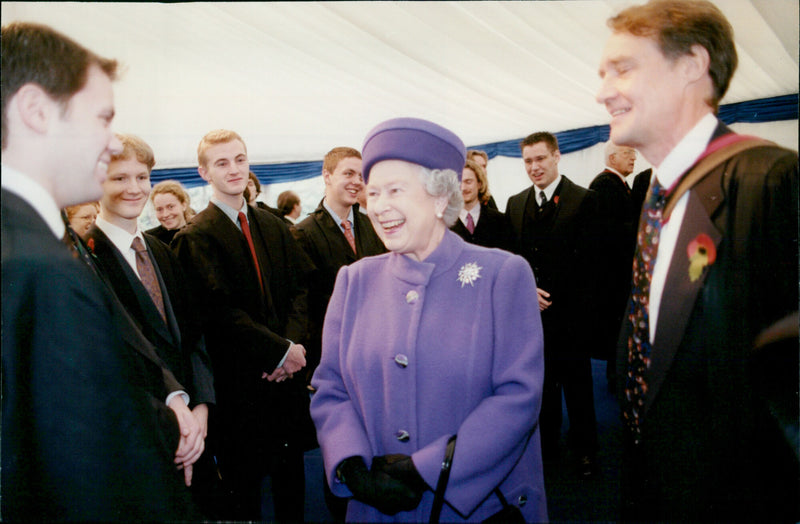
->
[430,435,513,523]
[430,435,457,524]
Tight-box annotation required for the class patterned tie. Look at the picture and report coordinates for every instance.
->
[623,176,667,443]
[238,211,264,293]
[341,220,356,253]
[538,190,547,212]
[465,213,475,234]
[131,237,166,323]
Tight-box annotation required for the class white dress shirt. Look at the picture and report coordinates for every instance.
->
[648,112,717,341]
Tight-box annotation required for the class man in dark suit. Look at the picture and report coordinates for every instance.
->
[589,142,639,390]
[1,22,197,521]
[451,158,511,250]
[292,146,385,380]
[597,1,798,521]
[84,133,216,495]
[172,129,312,522]
[506,131,600,476]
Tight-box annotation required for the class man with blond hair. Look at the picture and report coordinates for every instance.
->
[597,0,798,520]
[173,129,312,521]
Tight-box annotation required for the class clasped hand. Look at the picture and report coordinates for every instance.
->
[340,455,428,515]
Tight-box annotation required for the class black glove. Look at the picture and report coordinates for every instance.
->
[337,456,423,515]
[371,454,429,494]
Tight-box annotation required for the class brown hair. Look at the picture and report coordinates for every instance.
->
[197,129,247,167]
[1,22,119,150]
[607,0,736,111]
[323,146,361,174]
[277,190,300,217]
[466,149,488,164]
[111,133,155,171]
[520,131,559,154]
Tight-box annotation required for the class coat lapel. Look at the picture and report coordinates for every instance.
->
[645,189,722,412]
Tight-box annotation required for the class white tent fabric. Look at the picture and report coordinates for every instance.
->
[3,1,797,225]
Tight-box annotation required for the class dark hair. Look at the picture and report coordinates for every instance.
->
[1,22,118,149]
[608,0,736,111]
[520,131,559,153]
[277,191,300,217]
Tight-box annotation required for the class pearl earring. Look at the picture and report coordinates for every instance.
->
[435,211,443,219]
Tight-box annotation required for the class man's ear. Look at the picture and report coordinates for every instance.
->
[322,169,332,185]
[198,165,209,182]
[684,44,711,84]
[14,83,55,135]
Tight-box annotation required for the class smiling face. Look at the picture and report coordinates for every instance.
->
[596,32,688,166]
[198,139,249,208]
[366,159,447,262]
[100,156,151,232]
[69,203,98,236]
[49,65,123,207]
[522,141,560,190]
[324,156,363,215]
[153,191,187,230]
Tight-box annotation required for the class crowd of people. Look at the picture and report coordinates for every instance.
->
[2,0,797,522]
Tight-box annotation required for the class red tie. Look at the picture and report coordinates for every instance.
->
[341,220,356,253]
[238,211,264,293]
[466,213,475,234]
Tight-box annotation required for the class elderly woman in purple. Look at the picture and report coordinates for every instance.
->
[310,118,547,522]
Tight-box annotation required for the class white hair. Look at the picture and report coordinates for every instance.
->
[418,166,463,227]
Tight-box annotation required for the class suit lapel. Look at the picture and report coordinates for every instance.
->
[509,187,534,242]
[145,236,182,347]
[549,177,582,237]
[319,208,357,262]
[645,190,722,412]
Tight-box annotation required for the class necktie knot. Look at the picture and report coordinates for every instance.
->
[131,236,146,253]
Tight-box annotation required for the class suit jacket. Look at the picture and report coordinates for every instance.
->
[1,189,196,521]
[506,176,600,348]
[172,202,312,461]
[616,123,799,521]
[589,170,637,357]
[146,223,181,246]
[291,202,385,373]
[450,203,512,251]
[630,168,652,217]
[84,226,215,405]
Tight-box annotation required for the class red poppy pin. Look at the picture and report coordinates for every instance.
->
[86,238,95,253]
[553,195,559,205]
[687,233,716,282]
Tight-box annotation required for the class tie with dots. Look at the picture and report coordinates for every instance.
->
[131,237,166,323]
[623,177,667,443]
[341,220,356,253]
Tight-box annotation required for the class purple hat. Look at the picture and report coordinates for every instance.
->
[361,117,467,183]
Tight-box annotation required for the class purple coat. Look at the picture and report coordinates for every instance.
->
[311,231,547,522]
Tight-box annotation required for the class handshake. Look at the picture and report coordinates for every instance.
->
[338,454,429,515]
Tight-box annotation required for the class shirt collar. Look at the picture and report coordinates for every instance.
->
[1,164,66,239]
[95,215,143,253]
[211,196,249,226]
[459,204,481,223]
[655,113,718,192]
[323,198,355,227]
[537,174,562,201]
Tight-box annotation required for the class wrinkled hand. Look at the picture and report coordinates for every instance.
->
[372,454,428,494]
[168,395,205,486]
[339,456,423,515]
[537,288,552,311]
[265,343,307,383]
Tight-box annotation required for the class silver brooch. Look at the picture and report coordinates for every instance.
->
[457,262,482,287]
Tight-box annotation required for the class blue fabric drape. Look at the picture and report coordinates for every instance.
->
[152,94,798,188]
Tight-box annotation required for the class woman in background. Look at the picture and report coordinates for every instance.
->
[311,117,547,522]
[147,180,194,245]
[65,201,99,238]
